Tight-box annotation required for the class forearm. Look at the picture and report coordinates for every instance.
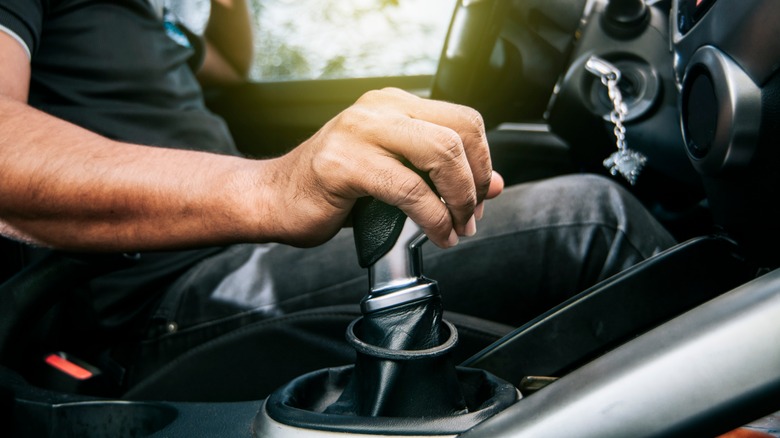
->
[0,96,275,252]
[1,88,503,253]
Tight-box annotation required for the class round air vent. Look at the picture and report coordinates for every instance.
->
[680,46,762,175]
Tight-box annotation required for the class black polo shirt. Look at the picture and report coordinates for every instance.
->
[0,0,239,154]
[0,0,239,337]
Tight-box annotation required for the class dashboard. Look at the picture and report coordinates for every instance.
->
[431,0,780,261]
[671,0,780,264]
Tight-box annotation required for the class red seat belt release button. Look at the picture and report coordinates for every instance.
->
[45,353,94,380]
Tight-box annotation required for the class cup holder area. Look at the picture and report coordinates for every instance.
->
[14,400,177,437]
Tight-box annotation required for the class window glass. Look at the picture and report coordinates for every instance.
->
[251,0,454,81]
[171,0,456,81]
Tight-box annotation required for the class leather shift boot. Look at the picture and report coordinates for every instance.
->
[325,296,467,417]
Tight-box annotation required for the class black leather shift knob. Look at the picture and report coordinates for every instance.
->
[352,197,408,268]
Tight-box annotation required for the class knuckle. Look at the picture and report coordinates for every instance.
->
[337,106,373,133]
[431,129,465,163]
[370,167,397,196]
[461,107,488,144]
[476,166,493,190]
[453,190,478,211]
[466,108,486,134]
[357,88,412,112]
[379,87,409,100]
[380,86,403,95]
[396,176,428,207]
[357,89,383,104]
[358,87,402,105]
[429,208,452,232]
[465,189,478,207]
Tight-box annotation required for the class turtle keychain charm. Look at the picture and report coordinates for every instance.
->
[585,56,647,185]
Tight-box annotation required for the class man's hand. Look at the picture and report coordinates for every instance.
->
[1,84,500,252]
[259,88,504,249]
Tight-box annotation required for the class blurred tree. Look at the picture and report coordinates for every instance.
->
[168,0,451,81]
[249,0,452,81]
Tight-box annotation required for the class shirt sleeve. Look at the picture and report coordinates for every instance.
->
[0,0,45,59]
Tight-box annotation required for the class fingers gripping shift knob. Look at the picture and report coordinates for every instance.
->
[257,194,518,430]
[258,196,518,432]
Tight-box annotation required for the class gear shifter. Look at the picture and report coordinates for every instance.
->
[360,212,436,315]
[254,198,518,436]
[325,197,467,417]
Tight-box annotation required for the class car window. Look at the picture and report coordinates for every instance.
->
[170,0,455,82]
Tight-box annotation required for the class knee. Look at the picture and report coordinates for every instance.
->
[553,173,638,207]
[550,173,625,198]
[540,173,675,249]
[488,173,645,232]
[535,173,634,211]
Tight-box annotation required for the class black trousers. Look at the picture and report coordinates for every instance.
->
[120,174,675,400]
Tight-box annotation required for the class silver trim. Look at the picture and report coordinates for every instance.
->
[463,266,780,437]
[367,216,426,294]
[362,217,438,313]
[681,46,762,175]
[0,25,31,60]
[361,281,437,314]
[254,399,457,437]
[495,123,551,133]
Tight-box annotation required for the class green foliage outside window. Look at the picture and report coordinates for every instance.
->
[251,0,453,80]
[171,0,455,81]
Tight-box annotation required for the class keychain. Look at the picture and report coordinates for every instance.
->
[585,56,647,185]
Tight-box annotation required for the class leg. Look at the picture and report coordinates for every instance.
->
[126,173,675,395]
[160,173,675,330]
[426,173,675,325]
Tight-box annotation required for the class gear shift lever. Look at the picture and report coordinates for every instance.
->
[255,197,518,436]
[353,196,439,314]
[326,197,467,417]
[361,215,433,314]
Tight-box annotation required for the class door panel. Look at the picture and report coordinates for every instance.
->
[206,75,434,157]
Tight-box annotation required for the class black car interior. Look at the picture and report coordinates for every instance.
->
[3,0,780,436]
